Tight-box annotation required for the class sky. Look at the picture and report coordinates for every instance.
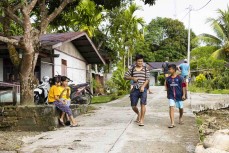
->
[135,0,229,35]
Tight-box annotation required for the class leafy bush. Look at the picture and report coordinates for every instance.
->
[105,79,118,94]
[117,90,128,96]
[158,75,165,86]
[195,74,206,87]
[110,93,119,100]
[112,67,130,92]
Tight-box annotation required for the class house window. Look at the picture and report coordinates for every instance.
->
[61,59,67,76]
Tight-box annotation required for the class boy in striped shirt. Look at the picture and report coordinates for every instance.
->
[124,54,150,126]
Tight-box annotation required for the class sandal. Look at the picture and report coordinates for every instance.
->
[59,119,65,126]
[134,120,140,123]
[70,124,80,127]
[139,123,144,126]
[168,125,175,128]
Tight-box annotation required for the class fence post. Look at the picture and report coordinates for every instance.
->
[12,86,17,105]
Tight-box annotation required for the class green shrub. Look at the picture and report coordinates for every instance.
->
[110,93,118,100]
[105,79,118,94]
[112,66,130,92]
[195,74,206,87]
[158,75,165,86]
[117,90,128,96]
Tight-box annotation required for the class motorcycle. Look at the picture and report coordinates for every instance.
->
[69,83,93,105]
[34,76,50,105]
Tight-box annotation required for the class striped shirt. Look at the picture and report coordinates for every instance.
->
[125,66,150,86]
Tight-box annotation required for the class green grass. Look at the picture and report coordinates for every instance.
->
[189,85,229,94]
[92,96,113,104]
[196,116,205,141]
[91,95,126,104]
[210,89,229,94]
[196,116,203,126]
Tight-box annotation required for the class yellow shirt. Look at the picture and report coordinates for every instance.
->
[59,86,71,100]
[48,85,60,103]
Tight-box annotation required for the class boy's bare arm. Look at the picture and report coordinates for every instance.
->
[182,86,186,100]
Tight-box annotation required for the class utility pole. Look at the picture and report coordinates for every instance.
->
[187,5,192,64]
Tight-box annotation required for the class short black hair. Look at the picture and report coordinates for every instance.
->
[49,76,61,86]
[135,54,144,61]
[168,64,177,71]
[61,76,68,82]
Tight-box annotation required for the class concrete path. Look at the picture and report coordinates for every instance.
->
[190,92,229,112]
[18,86,199,153]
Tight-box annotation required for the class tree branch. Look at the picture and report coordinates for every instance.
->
[46,0,73,25]
[27,0,38,13]
[12,3,23,12]
[5,7,24,27]
[0,36,19,46]
[39,0,48,25]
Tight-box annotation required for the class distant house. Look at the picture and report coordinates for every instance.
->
[147,60,184,85]
[0,32,105,84]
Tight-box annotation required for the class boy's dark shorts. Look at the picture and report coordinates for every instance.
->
[130,88,147,106]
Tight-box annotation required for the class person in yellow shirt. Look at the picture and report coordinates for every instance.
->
[59,76,71,125]
[48,76,79,127]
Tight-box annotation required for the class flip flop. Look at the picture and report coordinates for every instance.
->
[139,123,144,126]
[168,125,175,128]
[59,119,65,126]
[134,120,140,123]
[70,124,80,127]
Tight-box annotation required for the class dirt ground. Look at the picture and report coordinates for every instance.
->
[196,108,229,141]
[0,131,40,151]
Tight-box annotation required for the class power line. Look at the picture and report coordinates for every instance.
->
[181,10,190,21]
[193,0,212,11]
[181,0,211,21]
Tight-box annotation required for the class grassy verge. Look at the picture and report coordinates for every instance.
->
[195,116,205,141]
[189,85,229,94]
[91,94,126,104]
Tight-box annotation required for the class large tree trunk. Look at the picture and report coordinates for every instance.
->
[19,51,39,105]
[1,0,73,105]
[19,72,34,105]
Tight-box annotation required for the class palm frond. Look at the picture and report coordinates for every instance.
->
[211,48,226,60]
[207,18,227,42]
[195,33,222,46]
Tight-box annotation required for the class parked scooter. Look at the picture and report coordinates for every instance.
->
[69,83,93,105]
[34,76,50,105]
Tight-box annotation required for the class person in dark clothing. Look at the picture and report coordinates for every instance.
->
[166,64,186,128]
[162,61,170,90]
[162,61,169,78]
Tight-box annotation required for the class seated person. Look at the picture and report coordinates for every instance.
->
[59,76,71,125]
[48,76,79,127]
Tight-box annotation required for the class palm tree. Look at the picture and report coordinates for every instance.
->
[66,0,103,38]
[124,4,145,66]
[194,6,229,60]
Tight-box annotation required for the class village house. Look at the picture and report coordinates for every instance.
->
[0,32,105,83]
[0,32,105,103]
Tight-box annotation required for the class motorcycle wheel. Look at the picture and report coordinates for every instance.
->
[34,93,40,105]
[83,93,92,105]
